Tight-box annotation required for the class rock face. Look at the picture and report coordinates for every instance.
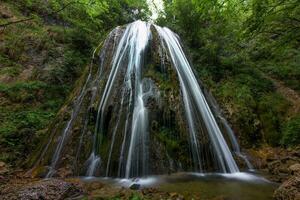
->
[0,179,84,200]
[129,183,140,190]
[273,176,300,200]
[289,164,300,176]
[27,21,245,178]
[273,162,300,200]
[247,147,300,182]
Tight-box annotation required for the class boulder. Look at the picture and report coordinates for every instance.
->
[289,164,300,176]
[273,176,300,200]
[129,183,140,190]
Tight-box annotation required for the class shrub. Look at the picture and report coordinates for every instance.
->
[281,115,300,147]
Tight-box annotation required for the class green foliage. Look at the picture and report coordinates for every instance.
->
[0,80,66,163]
[0,81,67,103]
[281,115,300,147]
[0,108,54,162]
[129,193,143,200]
[158,0,299,147]
[0,0,150,165]
[156,127,180,155]
[216,80,261,146]
[244,0,300,92]
[258,93,290,146]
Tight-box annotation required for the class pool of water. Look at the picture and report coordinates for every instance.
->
[81,172,278,200]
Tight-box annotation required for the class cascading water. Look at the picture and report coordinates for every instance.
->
[154,26,239,173]
[45,66,93,178]
[87,21,151,178]
[33,20,252,179]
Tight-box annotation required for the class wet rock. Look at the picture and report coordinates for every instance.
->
[0,161,9,175]
[289,164,300,176]
[291,148,300,157]
[247,147,300,182]
[141,187,159,195]
[83,181,105,191]
[57,166,73,178]
[129,183,140,190]
[273,176,300,200]
[268,160,282,174]
[1,179,84,200]
[28,166,49,178]
[169,192,185,199]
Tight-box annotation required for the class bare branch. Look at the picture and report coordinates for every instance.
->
[0,17,34,28]
[0,1,82,28]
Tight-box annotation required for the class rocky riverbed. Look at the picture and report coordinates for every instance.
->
[0,147,299,200]
[248,146,300,200]
[0,177,187,200]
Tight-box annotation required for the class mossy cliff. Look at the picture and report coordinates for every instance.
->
[0,0,149,169]
[0,2,86,166]
[158,0,300,151]
[26,23,251,178]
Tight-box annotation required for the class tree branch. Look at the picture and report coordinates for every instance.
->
[0,17,34,28]
[0,1,80,28]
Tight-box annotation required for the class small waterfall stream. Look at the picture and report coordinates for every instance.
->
[39,20,252,178]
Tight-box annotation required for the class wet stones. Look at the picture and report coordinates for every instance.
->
[247,147,300,182]
[273,163,300,200]
[129,183,140,190]
[1,179,84,200]
[273,176,300,200]
[289,164,300,176]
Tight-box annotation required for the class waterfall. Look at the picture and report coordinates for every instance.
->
[41,20,251,178]
[45,67,92,178]
[87,21,151,177]
[154,26,239,173]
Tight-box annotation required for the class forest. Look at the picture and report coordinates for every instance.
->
[0,0,299,199]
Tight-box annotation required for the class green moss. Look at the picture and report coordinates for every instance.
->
[215,76,292,147]
[0,54,23,76]
[156,127,180,155]
[0,67,22,77]
[144,63,178,97]
[0,0,151,167]
[0,81,68,104]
